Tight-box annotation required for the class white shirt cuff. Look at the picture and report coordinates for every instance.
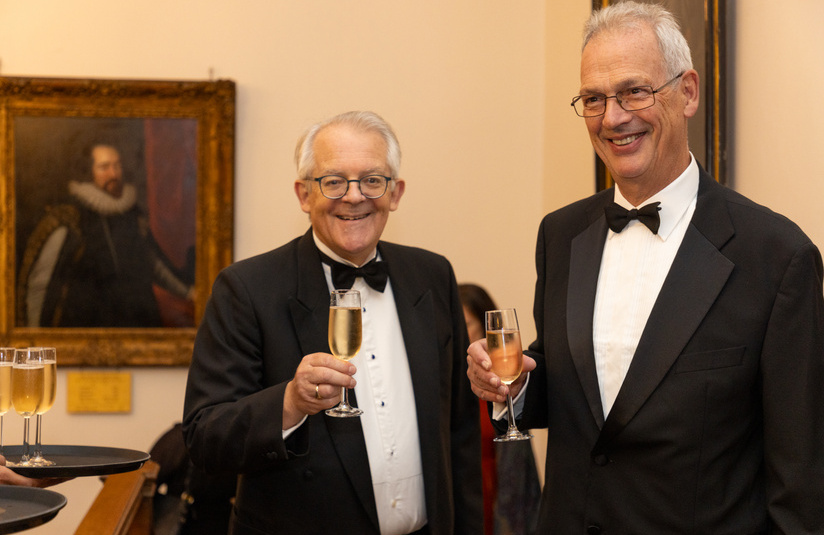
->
[491,372,530,420]
[282,414,308,439]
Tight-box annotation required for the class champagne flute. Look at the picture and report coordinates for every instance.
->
[325,289,363,418]
[11,347,45,466]
[0,348,15,455]
[486,309,532,442]
[31,347,56,466]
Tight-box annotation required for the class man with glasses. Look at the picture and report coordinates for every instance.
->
[184,111,482,535]
[468,1,823,533]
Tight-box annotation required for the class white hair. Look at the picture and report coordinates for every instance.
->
[583,0,693,78]
[294,111,401,187]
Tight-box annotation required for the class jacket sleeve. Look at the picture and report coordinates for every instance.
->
[446,264,484,535]
[522,217,550,430]
[182,266,298,474]
[761,240,824,533]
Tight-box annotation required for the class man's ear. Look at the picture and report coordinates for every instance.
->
[388,178,405,211]
[294,180,312,214]
[681,69,700,119]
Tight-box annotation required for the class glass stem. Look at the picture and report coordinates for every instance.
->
[340,387,349,408]
[0,415,4,454]
[22,417,31,463]
[34,414,43,457]
[505,393,518,433]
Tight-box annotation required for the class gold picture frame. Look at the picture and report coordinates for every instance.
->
[593,0,726,189]
[0,76,235,366]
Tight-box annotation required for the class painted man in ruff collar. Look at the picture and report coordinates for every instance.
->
[18,143,192,328]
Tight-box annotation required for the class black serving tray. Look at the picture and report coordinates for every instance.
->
[4,445,150,478]
[0,486,66,534]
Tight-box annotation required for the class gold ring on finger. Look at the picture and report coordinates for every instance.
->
[315,384,322,400]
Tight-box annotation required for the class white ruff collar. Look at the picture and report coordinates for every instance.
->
[68,181,137,216]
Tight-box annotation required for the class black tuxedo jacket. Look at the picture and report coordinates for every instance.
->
[183,230,482,535]
[521,170,824,534]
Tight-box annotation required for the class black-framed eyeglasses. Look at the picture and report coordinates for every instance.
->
[570,72,685,118]
[310,174,393,200]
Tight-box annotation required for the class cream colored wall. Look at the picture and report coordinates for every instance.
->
[0,1,822,533]
[545,4,597,213]
[730,0,824,250]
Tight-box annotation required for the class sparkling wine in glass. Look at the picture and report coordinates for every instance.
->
[11,347,45,466]
[0,348,15,455]
[31,347,56,466]
[486,309,532,442]
[325,289,363,418]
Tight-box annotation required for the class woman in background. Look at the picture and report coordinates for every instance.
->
[459,284,541,535]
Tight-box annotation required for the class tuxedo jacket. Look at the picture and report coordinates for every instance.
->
[521,170,824,534]
[182,229,482,535]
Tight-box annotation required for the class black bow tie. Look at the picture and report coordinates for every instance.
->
[319,253,388,292]
[604,201,662,234]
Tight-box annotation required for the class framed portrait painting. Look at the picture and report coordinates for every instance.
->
[0,76,235,366]
[592,0,727,189]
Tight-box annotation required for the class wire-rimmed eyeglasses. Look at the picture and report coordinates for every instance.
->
[570,72,685,118]
[310,174,393,200]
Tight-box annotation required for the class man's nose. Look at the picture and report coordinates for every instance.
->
[601,97,633,126]
[340,180,366,202]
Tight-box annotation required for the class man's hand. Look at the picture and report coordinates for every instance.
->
[0,456,72,487]
[466,338,535,403]
[282,353,357,429]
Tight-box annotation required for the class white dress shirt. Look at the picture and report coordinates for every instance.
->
[593,156,699,416]
[496,157,700,423]
[315,237,427,535]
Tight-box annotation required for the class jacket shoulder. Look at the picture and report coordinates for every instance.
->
[540,188,613,234]
[379,240,454,273]
[706,180,814,249]
[218,236,303,280]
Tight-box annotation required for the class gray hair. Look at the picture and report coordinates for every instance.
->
[295,111,402,184]
[583,1,693,78]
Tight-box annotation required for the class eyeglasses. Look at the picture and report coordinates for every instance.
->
[570,72,685,118]
[310,174,393,200]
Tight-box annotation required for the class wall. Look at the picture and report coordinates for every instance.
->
[0,1,822,533]
[730,0,824,251]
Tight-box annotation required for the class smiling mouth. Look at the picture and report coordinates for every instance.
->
[338,214,368,221]
[611,133,643,146]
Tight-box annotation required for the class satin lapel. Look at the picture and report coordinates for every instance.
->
[568,213,610,428]
[290,231,333,357]
[596,178,735,450]
[380,244,441,518]
[288,230,379,530]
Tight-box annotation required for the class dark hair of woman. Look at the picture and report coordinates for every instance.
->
[458,283,497,324]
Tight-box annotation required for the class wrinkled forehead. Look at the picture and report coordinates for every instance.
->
[312,125,389,172]
[580,26,665,93]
